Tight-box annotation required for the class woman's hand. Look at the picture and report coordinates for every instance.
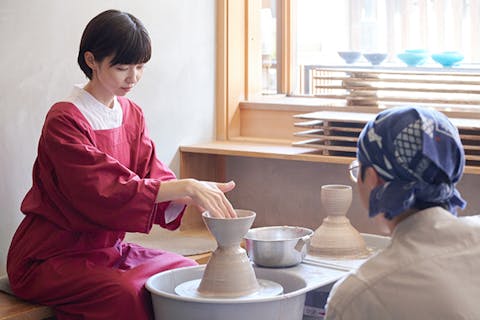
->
[156,179,237,218]
[189,180,237,218]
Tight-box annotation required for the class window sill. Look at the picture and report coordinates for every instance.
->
[241,95,480,119]
[241,95,379,113]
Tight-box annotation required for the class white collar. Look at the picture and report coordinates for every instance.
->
[66,85,123,130]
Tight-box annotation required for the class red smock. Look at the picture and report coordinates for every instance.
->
[7,97,197,320]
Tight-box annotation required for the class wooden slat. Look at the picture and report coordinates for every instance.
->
[460,134,480,140]
[294,128,324,136]
[463,145,480,151]
[294,111,375,122]
[313,84,347,90]
[295,133,358,142]
[311,75,349,81]
[295,125,362,134]
[336,84,480,94]
[466,154,480,161]
[346,95,480,106]
[311,65,480,77]
[341,76,480,86]
[293,119,323,127]
[292,140,357,153]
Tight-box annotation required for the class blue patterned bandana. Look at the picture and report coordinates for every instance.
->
[357,107,466,220]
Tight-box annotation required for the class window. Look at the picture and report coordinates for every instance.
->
[215,0,480,172]
[261,0,480,96]
[216,0,480,143]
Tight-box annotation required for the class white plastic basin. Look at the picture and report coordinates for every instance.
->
[146,265,323,320]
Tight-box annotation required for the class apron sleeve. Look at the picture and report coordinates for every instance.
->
[122,100,186,230]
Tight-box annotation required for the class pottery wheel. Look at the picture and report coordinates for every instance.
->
[174,279,284,300]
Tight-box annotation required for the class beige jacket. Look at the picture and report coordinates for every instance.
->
[325,207,480,320]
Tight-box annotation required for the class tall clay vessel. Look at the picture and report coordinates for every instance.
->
[197,209,260,297]
[310,185,369,258]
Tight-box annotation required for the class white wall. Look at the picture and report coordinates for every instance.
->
[0,0,216,276]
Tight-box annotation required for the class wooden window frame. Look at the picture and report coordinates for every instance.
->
[216,0,300,143]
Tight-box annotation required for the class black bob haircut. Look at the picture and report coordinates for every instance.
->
[78,10,152,79]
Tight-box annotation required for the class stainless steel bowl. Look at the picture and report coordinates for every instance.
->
[244,226,313,268]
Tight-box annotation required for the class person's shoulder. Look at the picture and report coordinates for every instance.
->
[46,101,85,122]
[49,101,79,113]
[459,214,480,224]
[43,101,90,131]
[435,210,480,231]
[455,214,480,238]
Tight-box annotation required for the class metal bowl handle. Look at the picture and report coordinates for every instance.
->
[294,235,311,252]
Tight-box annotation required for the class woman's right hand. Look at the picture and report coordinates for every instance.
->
[156,179,237,218]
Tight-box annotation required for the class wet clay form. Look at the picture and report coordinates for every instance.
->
[175,209,283,299]
[309,185,370,259]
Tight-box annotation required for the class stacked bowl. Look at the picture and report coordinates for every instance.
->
[397,49,429,67]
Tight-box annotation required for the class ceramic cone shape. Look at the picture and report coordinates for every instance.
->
[197,209,260,297]
[310,185,369,259]
[310,215,369,258]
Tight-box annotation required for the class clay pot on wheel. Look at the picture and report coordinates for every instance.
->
[197,209,260,297]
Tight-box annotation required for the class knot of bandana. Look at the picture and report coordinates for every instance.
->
[357,107,466,219]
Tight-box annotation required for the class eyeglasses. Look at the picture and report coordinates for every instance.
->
[349,159,360,183]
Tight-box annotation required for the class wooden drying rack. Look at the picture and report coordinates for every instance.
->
[295,66,480,170]
[307,65,480,107]
[294,111,480,168]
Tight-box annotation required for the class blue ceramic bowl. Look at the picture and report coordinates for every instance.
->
[397,51,428,67]
[431,51,464,67]
[363,53,388,66]
[405,49,429,54]
[338,51,362,64]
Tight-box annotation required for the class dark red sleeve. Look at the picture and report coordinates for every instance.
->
[119,98,185,230]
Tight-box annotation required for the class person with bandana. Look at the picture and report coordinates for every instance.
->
[324,106,480,319]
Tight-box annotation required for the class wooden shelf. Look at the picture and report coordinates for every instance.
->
[179,140,480,175]
[180,141,352,165]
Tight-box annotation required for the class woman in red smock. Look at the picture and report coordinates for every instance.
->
[7,9,236,320]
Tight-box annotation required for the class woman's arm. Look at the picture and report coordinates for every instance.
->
[156,179,237,218]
